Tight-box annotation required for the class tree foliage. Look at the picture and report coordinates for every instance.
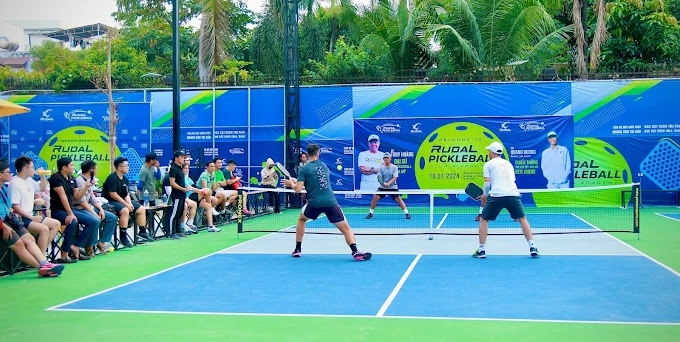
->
[599,0,680,70]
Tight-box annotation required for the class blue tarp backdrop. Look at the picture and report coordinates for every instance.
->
[2,79,679,205]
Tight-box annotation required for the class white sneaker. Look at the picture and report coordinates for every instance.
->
[207,226,221,232]
[212,209,220,216]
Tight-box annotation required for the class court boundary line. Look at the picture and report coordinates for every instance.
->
[655,213,680,223]
[46,233,275,311]
[46,308,680,326]
[376,254,421,317]
[571,213,680,278]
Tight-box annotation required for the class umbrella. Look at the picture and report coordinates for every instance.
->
[0,98,30,117]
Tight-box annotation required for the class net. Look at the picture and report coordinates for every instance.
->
[236,183,640,236]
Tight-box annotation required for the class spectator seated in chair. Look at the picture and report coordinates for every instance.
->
[8,156,61,257]
[194,161,221,232]
[48,157,99,263]
[0,161,65,277]
[75,160,117,256]
[211,158,238,216]
[260,158,281,213]
[137,152,161,206]
[102,157,152,247]
[217,159,252,216]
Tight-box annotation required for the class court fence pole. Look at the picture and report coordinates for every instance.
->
[633,183,640,239]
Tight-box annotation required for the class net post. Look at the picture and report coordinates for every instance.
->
[237,189,244,236]
[429,193,434,230]
[633,183,640,237]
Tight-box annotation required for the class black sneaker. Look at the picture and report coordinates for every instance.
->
[472,249,486,259]
[366,213,373,219]
[119,234,133,248]
[139,232,154,242]
[530,247,540,258]
[405,213,411,219]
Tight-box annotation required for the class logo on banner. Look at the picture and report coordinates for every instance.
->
[229,148,244,154]
[336,179,343,186]
[414,122,502,189]
[320,147,333,154]
[499,122,511,132]
[376,123,401,134]
[40,109,54,122]
[519,121,545,131]
[410,123,422,133]
[39,126,120,173]
[64,109,93,122]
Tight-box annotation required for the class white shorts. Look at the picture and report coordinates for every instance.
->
[216,188,237,197]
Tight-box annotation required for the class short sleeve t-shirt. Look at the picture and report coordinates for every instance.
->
[8,176,38,215]
[483,157,520,197]
[49,173,77,212]
[138,165,158,200]
[168,163,185,198]
[298,160,337,208]
[378,164,399,190]
[198,171,215,190]
[102,173,130,203]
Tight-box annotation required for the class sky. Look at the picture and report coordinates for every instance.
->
[0,0,268,29]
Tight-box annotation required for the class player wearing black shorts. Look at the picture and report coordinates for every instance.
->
[282,144,371,261]
[473,142,539,259]
[366,152,410,219]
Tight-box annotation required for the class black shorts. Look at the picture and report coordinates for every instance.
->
[376,188,399,200]
[189,193,200,203]
[302,204,346,224]
[110,201,141,215]
[0,229,22,247]
[21,216,46,228]
[481,196,525,221]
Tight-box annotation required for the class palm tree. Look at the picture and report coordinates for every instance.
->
[199,0,233,83]
[428,0,574,78]
[356,0,436,73]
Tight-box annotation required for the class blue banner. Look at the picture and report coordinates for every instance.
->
[7,102,150,182]
[353,116,574,191]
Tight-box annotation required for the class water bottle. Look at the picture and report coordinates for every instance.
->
[163,194,168,204]
[143,190,150,208]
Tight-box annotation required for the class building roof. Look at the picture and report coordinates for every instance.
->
[0,57,35,67]
[45,23,111,42]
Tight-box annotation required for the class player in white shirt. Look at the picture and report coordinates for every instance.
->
[357,134,384,190]
[8,156,62,255]
[473,142,539,259]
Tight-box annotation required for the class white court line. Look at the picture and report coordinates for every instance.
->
[655,213,680,223]
[376,254,422,317]
[571,213,680,278]
[46,233,275,311]
[48,308,680,326]
[435,214,449,230]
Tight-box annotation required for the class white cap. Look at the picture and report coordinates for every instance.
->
[485,142,504,155]
[368,134,380,142]
[547,131,558,138]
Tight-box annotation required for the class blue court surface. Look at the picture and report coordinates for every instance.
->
[53,253,680,324]
[657,213,680,222]
[305,213,594,230]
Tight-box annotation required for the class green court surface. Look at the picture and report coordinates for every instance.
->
[1,207,679,342]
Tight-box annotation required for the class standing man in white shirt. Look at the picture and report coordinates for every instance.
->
[357,134,384,190]
[473,142,539,259]
[540,131,571,189]
[9,156,61,255]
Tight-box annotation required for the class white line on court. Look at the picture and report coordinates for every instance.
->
[46,233,276,311]
[435,213,449,230]
[48,308,680,326]
[571,213,680,278]
[376,253,422,317]
[655,213,680,223]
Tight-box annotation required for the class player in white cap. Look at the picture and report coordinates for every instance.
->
[540,131,572,189]
[473,141,539,259]
[357,134,384,190]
